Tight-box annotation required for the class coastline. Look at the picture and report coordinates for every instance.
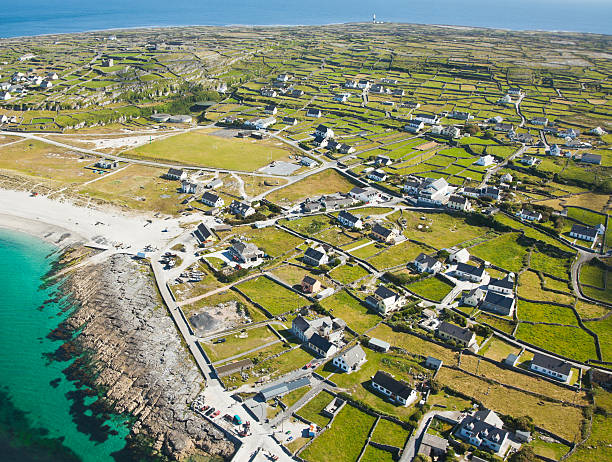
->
[0,213,85,248]
[1,20,610,41]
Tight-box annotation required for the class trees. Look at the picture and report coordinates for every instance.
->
[509,446,536,462]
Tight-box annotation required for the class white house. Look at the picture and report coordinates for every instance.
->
[165,168,187,181]
[303,246,329,267]
[229,200,255,218]
[413,113,439,125]
[367,169,387,182]
[349,186,379,203]
[475,155,495,167]
[517,210,542,222]
[180,181,198,194]
[404,120,424,133]
[454,262,487,283]
[449,248,470,264]
[500,173,513,183]
[365,285,404,315]
[441,126,461,139]
[371,371,417,407]
[201,191,224,208]
[332,344,366,373]
[488,275,514,296]
[314,124,334,139]
[446,194,471,211]
[337,210,363,229]
[549,144,561,156]
[413,253,442,274]
[306,108,322,118]
[437,322,477,350]
[530,353,572,383]
[462,288,485,307]
[457,410,509,455]
[569,224,598,242]
[0,91,12,101]
[531,117,549,126]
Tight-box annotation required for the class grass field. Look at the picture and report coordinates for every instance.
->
[237,276,309,315]
[575,300,609,319]
[436,368,584,441]
[0,139,96,186]
[320,290,381,333]
[406,276,453,301]
[268,169,357,205]
[201,325,277,363]
[586,316,612,361]
[301,404,376,462]
[530,252,572,280]
[370,419,410,447]
[328,263,371,285]
[126,129,292,170]
[228,226,303,258]
[479,337,520,362]
[367,241,430,270]
[579,260,608,289]
[360,445,395,462]
[296,391,335,427]
[78,164,185,215]
[517,300,578,325]
[516,323,597,362]
[471,233,527,273]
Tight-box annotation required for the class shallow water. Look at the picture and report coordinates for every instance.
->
[0,229,130,462]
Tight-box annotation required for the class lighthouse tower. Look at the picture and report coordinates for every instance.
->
[372,13,376,24]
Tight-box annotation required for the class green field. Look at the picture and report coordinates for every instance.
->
[237,276,309,315]
[296,391,335,427]
[126,129,292,170]
[516,324,597,362]
[200,325,277,363]
[301,404,376,462]
[371,418,410,447]
[406,276,453,301]
[320,290,381,333]
[471,233,527,273]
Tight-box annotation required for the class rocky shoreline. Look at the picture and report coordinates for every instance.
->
[51,252,236,461]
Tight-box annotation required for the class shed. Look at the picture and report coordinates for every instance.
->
[368,337,390,352]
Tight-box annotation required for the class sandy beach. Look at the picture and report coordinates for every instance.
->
[0,188,188,253]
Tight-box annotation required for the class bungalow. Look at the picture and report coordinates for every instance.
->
[334,93,350,103]
[488,275,514,296]
[391,88,405,97]
[95,159,118,169]
[481,291,515,316]
[370,84,386,94]
[1,91,13,101]
[437,322,477,349]
[229,240,264,265]
[517,209,542,222]
[449,111,473,120]
[413,113,439,125]
[312,136,328,148]
[403,101,420,109]
[306,108,322,118]
[337,210,363,229]
[194,223,214,244]
[277,73,291,82]
[454,262,487,283]
[367,169,387,182]
[180,181,199,194]
[336,143,355,154]
[201,191,224,208]
[283,116,298,125]
[500,173,513,183]
[40,80,52,89]
[229,200,256,218]
[498,94,512,105]
[381,78,398,85]
[365,285,403,315]
[332,344,366,373]
[508,87,523,96]
[461,187,481,199]
[303,246,329,267]
[530,353,573,383]
[265,105,278,115]
[549,144,562,156]
[413,253,443,274]
[165,168,187,181]
[425,356,443,371]
[301,275,322,294]
[531,117,549,126]
[475,155,495,167]
[371,371,417,407]
[514,132,534,144]
[441,126,461,139]
[569,224,598,242]
[357,80,372,90]
[403,178,424,195]
[291,89,304,97]
[260,88,277,97]
[495,122,513,132]
[308,333,337,358]
[521,156,537,166]
[404,120,425,133]
[449,248,470,264]
[418,433,449,459]
[371,223,399,244]
[375,155,392,166]
[447,194,471,211]
[462,288,485,307]
[457,409,509,455]
[480,186,501,201]
[314,124,334,139]
[345,80,358,89]
[580,153,602,165]
[349,186,379,203]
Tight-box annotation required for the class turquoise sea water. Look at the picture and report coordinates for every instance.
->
[0,229,130,462]
[0,0,610,38]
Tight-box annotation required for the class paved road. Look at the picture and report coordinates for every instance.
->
[400,410,461,462]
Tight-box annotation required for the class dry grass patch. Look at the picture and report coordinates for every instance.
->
[268,169,356,205]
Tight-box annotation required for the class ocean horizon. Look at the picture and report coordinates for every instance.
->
[1,0,611,38]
